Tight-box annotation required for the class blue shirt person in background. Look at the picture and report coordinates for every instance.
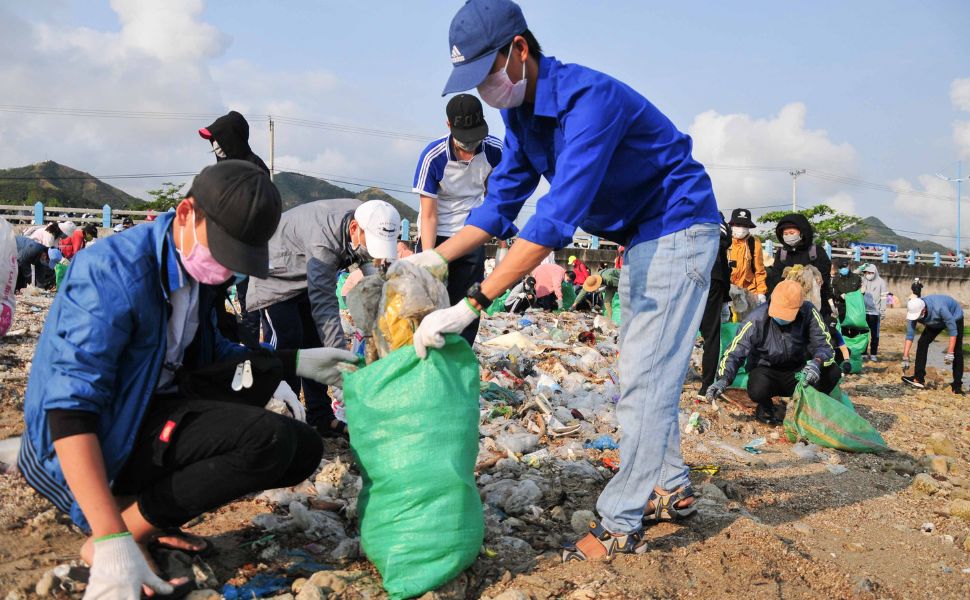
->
[406,0,720,559]
[902,294,965,394]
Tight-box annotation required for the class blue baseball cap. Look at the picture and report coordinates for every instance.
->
[443,0,528,96]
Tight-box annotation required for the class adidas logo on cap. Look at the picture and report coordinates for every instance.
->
[451,45,465,64]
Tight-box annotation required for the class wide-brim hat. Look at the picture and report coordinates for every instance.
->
[583,274,603,293]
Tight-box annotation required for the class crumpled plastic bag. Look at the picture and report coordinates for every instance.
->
[0,218,17,336]
[375,260,449,356]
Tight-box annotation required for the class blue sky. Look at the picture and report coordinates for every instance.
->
[2,1,969,246]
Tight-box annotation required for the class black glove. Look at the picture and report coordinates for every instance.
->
[841,361,852,375]
[706,378,728,400]
[801,361,821,387]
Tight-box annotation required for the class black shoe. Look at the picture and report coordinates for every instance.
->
[901,376,925,389]
[952,383,964,395]
[754,405,781,425]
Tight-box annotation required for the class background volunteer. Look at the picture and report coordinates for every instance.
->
[727,208,767,303]
[901,294,964,394]
[408,0,720,559]
[413,93,502,346]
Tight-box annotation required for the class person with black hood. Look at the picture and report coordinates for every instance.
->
[698,214,732,398]
[766,213,833,319]
[199,110,270,348]
[831,258,862,323]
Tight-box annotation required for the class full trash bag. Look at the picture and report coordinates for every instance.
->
[0,218,17,336]
[375,261,449,357]
[784,380,887,453]
[841,290,869,329]
[344,335,483,599]
[844,331,870,374]
[486,289,512,316]
[609,292,621,325]
[719,322,748,389]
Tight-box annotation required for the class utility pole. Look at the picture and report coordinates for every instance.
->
[789,169,806,212]
[936,161,965,255]
[269,116,275,182]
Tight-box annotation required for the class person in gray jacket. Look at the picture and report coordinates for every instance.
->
[860,263,888,360]
[247,199,401,435]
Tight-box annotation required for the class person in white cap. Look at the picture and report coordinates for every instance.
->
[901,294,964,394]
[27,221,75,248]
[247,199,401,435]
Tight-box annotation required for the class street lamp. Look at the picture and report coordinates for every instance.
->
[936,161,966,255]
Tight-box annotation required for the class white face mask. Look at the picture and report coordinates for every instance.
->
[865,272,876,280]
[211,140,227,159]
[477,42,527,109]
[782,232,802,246]
[731,226,749,239]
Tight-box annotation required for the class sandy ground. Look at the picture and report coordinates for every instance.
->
[1,299,969,599]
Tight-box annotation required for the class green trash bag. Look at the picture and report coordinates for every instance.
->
[844,331,870,374]
[718,322,749,389]
[54,261,70,290]
[486,289,511,316]
[336,272,350,310]
[343,335,483,599]
[784,380,887,452]
[561,280,576,312]
[841,290,868,329]
[608,292,621,324]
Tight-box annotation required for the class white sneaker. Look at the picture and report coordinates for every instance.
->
[870,355,878,362]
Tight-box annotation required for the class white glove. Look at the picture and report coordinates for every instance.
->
[85,533,172,600]
[944,352,955,365]
[295,348,360,387]
[270,381,305,422]
[757,294,767,305]
[901,358,910,371]
[403,250,447,269]
[413,300,479,359]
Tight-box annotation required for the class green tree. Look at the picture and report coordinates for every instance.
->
[759,204,863,244]
[143,182,186,211]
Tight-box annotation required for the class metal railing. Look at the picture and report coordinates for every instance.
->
[761,238,966,268]
[0,202,161,228]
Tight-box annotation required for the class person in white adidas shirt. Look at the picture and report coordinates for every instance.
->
[412,93,502,346]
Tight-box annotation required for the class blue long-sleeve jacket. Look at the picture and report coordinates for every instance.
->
[464,55,719,250]
[907,294,964,340]
[19,212,246,530]
[718,302,834,384]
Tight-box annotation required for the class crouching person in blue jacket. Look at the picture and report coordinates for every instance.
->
[707,279,842,425]
[18,161,358,599]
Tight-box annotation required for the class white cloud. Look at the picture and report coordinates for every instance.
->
[951,78,970,112]
[688,102,859,218]
[890,175,962,239]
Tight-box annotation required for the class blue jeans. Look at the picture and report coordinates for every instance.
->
[596,223,718,533]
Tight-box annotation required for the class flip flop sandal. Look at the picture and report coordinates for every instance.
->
[150,529,212,557]
[561,518,647,562]
[643,485,697,523]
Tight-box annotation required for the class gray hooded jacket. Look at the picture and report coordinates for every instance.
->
[247,199,374,347]
[860,265,888,315]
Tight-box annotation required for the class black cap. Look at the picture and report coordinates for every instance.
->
[446,94,488,144]
[186,160,282,278]
[729,208,756,228]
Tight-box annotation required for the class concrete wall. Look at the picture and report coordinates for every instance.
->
[858,262,970,306]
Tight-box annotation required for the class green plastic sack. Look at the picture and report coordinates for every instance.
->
[784,380,887,452]
[336,272,350,310]
[486,289,511,316]
[608,292,621,324]
[561,281,576,312]
[344,335,483,599]
[844,331,870,374]
[718,322,748,389]
[54,261,69,290]
[841,290,868,329]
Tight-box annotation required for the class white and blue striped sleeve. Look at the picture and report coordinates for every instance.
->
[482,135,503,169]
[412,137,449,197]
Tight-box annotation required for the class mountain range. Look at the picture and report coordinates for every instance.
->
[843,216,950,254]
[0,161,418,221]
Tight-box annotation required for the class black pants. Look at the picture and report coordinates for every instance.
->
[746,362,841,410]
[914,317,964,387]
[263,292,332,429]
[699,279,727,394]
[113,397,322,529]
[865,313,881,355]
[236,278,262,348]
[417,235,484,347]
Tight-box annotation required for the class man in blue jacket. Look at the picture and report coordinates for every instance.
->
[902,294,964,393]
[19,161,358,599]
[708,280,841,424]
[408,0,720,560]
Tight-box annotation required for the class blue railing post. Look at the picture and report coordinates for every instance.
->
[591,235,600,249]
[823,241,832,258]
[33,201,44,225]
[908,249,916,266]
[934,252,941,267]
[853,246,861,262]
[400,218,410,241]
[764,239,773,255]
[882,248,889,263]
[102,204,111,229]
